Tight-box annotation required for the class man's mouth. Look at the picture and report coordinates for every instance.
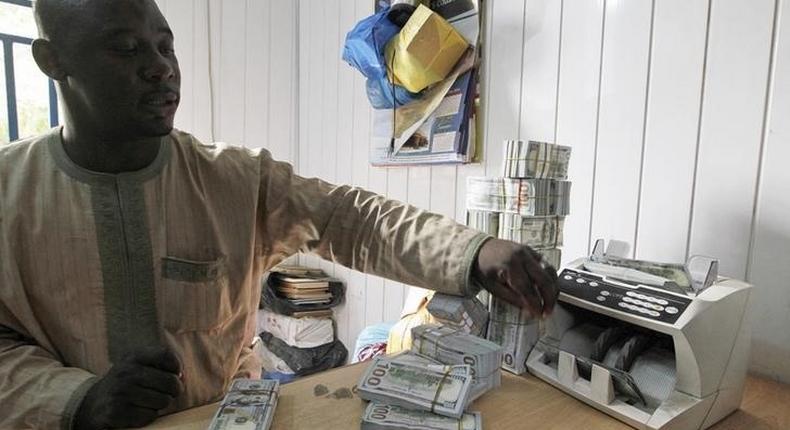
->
[142,91,179,107]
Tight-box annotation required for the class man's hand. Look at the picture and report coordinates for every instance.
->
[74,347,184,429]
[473,238,560,318]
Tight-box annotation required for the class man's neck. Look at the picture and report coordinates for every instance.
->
[61,125,164,174]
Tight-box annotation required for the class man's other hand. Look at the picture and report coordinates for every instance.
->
[473,238,560,319]
[74,347,184,429]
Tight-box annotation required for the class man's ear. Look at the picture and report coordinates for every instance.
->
[32,39,67,82]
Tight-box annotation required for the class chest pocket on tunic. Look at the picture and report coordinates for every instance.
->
[160,256,233,333]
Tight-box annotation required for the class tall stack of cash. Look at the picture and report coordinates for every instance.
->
[538,248,562,269]
[502,140,571,179]
[464,139,572,375]
[361,402,483,430]
[411,324,503,401]
[426,293,489,337]
[485,297,540,375]
[357,353,474,419]
[466,210,499,236]
[498,214,564,249]
[466,177,571,217]
[208,379,279,430]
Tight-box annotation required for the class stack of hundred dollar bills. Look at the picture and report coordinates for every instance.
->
[486,297,539,375]
[502,139,571,179]
[466,177,571,217]
[411,324,502,402]
[358,325,500,429]
[361,402,482,430]
[357,352,475,421]
[426,293,489,337]
[208,379,279,430]
[464,139,573,375]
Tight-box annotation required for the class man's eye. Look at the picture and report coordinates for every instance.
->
[110,45,137,55]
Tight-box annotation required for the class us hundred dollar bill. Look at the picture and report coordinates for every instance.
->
[357,355,474,419]
[361,402,483,430]
[208,379,279,430]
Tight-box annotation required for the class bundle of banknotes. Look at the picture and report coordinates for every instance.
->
[502,140,572,179]
[538,248,562,270]
[486,297,540,375]
[208,379,279,430]
[411,324,502,402]
[466,177,571,217]
[426,293,489,337]
[466,210,499,236]
[361,402,483,430]
[498,214,565,249]
[357,352,475,419]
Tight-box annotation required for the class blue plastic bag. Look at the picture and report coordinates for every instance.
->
[366,75,421,109]
[342,7,400,80]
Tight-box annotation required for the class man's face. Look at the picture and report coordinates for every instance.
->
[60,0,180,140]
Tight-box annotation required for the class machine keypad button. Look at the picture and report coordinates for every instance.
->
[647,310,660,317]
[589,282,599,287]
[666,307,679,314]
[657,299,669,306]
[601,291,610,296]
[626,291,639,298]
[596,296,606,302]
[564,275,573,280]
[618,302,628,308]
[576,278,586,284]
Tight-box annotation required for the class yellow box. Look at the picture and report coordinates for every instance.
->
[384,4,469,93]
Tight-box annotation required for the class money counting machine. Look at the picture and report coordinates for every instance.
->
[526,240,752,430]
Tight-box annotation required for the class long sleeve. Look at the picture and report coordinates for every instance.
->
[256,149,490,297]
[0,302,97,430]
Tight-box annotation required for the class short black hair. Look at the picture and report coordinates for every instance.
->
[33,0,87,41]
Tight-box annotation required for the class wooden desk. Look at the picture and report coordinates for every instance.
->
[145,363,790,430]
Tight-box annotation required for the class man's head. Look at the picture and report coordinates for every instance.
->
[32,0,180,141]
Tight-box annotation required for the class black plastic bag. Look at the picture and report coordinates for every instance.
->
[260,331,348,377]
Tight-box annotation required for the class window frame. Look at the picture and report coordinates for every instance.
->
[0,0,58,142]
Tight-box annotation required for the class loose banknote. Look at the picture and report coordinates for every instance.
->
[357,354,474,419]
[535,340,647,405]
[208,379,279,430]
[361,402,483,430]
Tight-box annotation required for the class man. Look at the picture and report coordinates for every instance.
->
[0,0,558,428]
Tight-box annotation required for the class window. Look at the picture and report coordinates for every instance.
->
[0,0,58,144]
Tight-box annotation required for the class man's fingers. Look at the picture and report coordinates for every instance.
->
[125,386,175,411]
[501,266,543,318]
[132,346,183,375]
[134,366,184,397]
[520,248,559,317]
[539,264,560,316]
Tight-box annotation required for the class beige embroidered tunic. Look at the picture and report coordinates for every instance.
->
[0,128,489,429]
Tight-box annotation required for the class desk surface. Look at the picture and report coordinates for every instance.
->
[145,363,790,430]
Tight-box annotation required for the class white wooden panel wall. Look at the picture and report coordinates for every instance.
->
[155,0,298,162]
[747,0,789,383]
[293,0,788,381]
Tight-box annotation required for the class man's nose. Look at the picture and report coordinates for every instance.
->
[142,52,176,82]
